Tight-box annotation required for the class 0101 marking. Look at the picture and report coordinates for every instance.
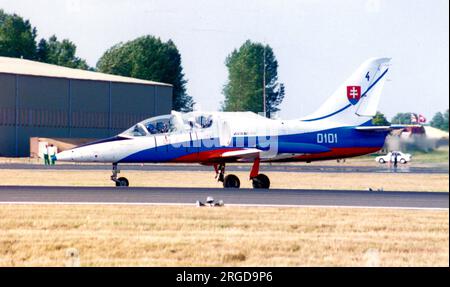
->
[316,133,338,144]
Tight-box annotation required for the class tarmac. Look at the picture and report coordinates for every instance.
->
[0,186,447,210]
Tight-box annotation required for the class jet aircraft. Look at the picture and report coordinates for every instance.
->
[56,57,393,189]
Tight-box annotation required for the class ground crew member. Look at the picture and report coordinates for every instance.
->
[393,152,398,168]
[49,144,57,165]
[43,145,50,165]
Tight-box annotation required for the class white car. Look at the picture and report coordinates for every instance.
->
[375,151,412,164]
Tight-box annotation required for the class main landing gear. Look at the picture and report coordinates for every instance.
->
[214,159,270,189]
[251,173,270,189]
[215,163,240,188]
[111,163,129,187]
[249,158,270,189]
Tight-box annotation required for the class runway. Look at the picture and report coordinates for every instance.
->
[0,163,448,174]
[0,186,447,210]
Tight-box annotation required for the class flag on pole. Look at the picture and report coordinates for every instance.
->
[418,114,426,123]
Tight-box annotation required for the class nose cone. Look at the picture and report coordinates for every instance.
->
[55,145,109,162]
[55,150,73,162]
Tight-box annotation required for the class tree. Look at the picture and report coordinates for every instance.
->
[0,9,37,59]
[222,40,285,116]
[36,35,89,69]
[430,112,445,131]
[443,109,449,131]
[391,113,413,125]
[372,111,390,126]
[97,36,193,112]
[1,10,89,69]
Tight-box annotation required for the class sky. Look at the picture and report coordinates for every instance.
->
[0,0,448,120]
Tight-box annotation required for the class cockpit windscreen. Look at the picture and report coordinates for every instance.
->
[121,112,214,137]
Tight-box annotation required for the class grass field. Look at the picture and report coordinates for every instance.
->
[0,169,447,192]
[0,204,447,267]
[408,147,450,164]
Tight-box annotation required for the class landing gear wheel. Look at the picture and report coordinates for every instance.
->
[223,174,240,188]
[252,174,270,189]
[115,177,129,187]
[111,163,129,187]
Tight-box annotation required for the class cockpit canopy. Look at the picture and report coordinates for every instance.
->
[121,111,215,137]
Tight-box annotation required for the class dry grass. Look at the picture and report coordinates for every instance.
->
[0,169,447,192]
[0,204,447,266]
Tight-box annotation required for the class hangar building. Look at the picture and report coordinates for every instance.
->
[0,56,172,157]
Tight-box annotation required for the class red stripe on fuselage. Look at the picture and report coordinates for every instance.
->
[171,147,380,163]
[171,148,244,163]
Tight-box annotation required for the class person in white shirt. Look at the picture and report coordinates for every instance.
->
[48,144,57,165]
[43,145,50,165]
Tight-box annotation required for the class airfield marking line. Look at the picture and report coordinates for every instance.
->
[0,201,447,211]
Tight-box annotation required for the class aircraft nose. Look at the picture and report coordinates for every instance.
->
[55,146,107,162]
[55,150,73,161]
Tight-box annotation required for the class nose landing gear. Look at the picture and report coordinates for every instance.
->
[111,163,129,187]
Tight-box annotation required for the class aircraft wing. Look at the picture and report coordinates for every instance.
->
[201,148,262,163]
[220,148,262,159]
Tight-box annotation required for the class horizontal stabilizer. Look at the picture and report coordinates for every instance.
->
[390,124,423,129]
[356,124,423,132]
[355,126,392,131]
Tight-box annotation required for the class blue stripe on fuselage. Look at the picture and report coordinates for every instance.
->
[118,126,388,163]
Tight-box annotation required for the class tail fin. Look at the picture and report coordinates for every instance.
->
[302,57,391,126]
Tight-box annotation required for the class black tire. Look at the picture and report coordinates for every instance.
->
[400,158,407,164]
[115,177,129,187]
[223,174,240,188]
[252,174,270,189]
[378,158,385,164]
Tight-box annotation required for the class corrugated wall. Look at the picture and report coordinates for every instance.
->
[0,73,172,156]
